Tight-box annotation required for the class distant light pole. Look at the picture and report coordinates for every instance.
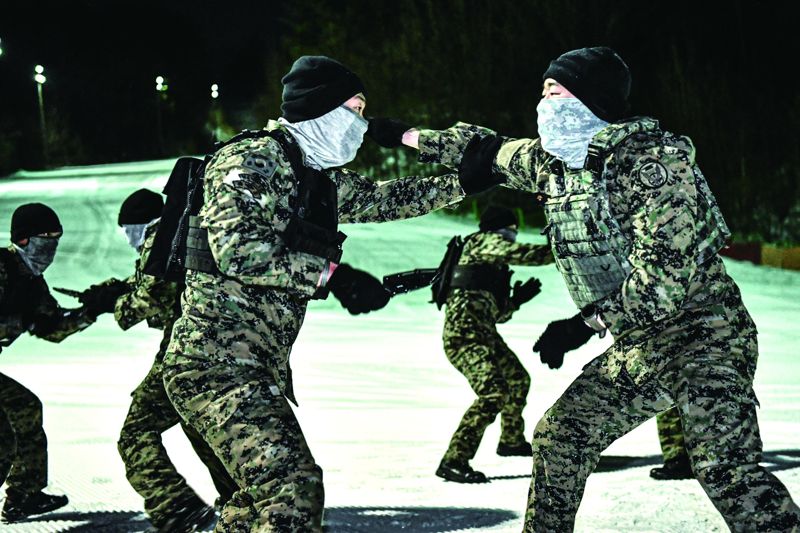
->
[34,65,48,164]
[155,75,168,155]
[211,83,219,100]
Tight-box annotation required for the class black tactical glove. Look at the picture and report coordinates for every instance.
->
[458,134,506,195]
[532,313,595,370]
[81,279,130,316]
[327,263,391,315]
[511,277,542,308]
[366,118,412,148]
[28,313,61,337]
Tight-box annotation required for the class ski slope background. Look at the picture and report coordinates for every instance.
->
[1,160,798,532]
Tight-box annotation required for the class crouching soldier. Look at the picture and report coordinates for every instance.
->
[81,189,238,532]
[0,203,99,523]
[435,206,553,483]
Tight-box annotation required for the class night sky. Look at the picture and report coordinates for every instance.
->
[2,0,800,245]
[1,1,290,165]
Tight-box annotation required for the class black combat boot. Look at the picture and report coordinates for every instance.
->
[649,456,694,480]
[496,441,533,457]
[2,490,69,523]
[435,459,489,483]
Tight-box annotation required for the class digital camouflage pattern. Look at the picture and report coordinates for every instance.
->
[656,406,688,463]
[168,121,464,397]
[1,247,96,495]
[442,231,553,463]
[527,283,799,532]
[112,224,237,528]
[113,224,179,332]
[119,356,237,528]
[418,122,800,531]
[0,373,48,495]
[164,121,466,531]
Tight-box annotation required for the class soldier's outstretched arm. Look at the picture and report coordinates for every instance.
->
[113,272,172,331]
[413,123,550,194]
[473,233,554,266]
[331,168,465,224]
[591,142,700,337]
[28,288,96,343]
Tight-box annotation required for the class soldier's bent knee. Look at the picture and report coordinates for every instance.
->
[27,395,44,420]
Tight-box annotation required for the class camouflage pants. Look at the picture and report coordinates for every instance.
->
[0,372,48,496]
[524,299,800,532]
[118,344,238,528]
[656,406,688,463]
[163,292,324,533]
[443,332,531,463]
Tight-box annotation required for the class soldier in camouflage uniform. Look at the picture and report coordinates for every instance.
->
[0,204,100,523]
[534,318,694,482]
[436,206,553,484]
[84,189,238,532]
[399,47,799,532]
[162,56,498,532]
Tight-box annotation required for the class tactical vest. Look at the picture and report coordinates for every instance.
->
[543,117,731,309]
[184,130,346,275]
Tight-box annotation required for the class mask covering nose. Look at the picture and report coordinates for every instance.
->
[122,223,149,252]
[14,236,59,276]
[495,228,518,242]
[280,105,369,169]
[536,97,608,169]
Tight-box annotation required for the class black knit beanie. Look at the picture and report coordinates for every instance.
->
[10,203,62,242]
[542,46,631,122]
[118,189,164,226]
[281,56,366,122]
[479,206,518,232]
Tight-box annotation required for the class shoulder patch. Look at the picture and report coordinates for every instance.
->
[635,159,669,188]
[242,153,278,178]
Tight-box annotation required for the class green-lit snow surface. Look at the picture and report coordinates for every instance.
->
[1,160,798,532]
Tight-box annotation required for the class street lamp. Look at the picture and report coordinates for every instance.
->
[156,75,168,92]
[34,64,48,164]
[211,83,219,99]
[0,37,4,57]
[155,75,168,155]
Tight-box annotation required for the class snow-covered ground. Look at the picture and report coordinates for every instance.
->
[1,160,798,532]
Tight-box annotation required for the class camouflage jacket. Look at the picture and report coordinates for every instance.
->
[169,121,465,393]
[111,221,181,331]
[444,231,553,342]
[420,121,736,343]
[0,246,95,352]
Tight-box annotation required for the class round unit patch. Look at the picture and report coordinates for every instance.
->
[636,160,669,188]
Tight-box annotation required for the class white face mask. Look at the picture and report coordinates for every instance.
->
[121,218,158,252]
[536,98,609,169]
[279,105,368,170]
[122,223,149,251]
[494,228,518,242]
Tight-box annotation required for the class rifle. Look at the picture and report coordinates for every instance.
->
[382,268,439,296]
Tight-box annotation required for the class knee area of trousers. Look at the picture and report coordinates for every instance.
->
[518,371,531,392]
[116,432,133,456]
[26,396,44,420]
[480,392,506,414]
[532,409,567,444]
